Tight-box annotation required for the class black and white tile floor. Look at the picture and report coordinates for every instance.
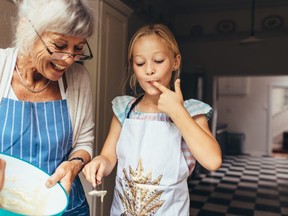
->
[188,155,288,216]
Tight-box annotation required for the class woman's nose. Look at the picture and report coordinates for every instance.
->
[64,47,76,63]
[64,54,76,64]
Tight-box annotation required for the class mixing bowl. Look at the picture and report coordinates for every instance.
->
[0,153,68,215]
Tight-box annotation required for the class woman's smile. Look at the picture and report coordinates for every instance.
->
[50,62,67,71]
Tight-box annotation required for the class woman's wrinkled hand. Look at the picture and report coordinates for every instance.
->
[45,160,82,194]
[0,159,6,191]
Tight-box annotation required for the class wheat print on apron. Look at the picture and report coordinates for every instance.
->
[110,117,190,216]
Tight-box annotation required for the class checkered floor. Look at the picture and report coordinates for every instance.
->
[188,155,288,216]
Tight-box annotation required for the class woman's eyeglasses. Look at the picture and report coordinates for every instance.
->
[28,19,93,61]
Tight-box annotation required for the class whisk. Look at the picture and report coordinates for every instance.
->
[88,185,107,216]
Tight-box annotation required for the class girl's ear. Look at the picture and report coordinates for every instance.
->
[173,53,181,70]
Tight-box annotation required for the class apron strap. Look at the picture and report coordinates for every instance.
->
[127,94,144,118]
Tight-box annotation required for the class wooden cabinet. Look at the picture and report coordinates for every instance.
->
[0,0,16,47]
[218,77,249,96]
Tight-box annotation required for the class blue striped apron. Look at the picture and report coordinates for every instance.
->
[0,78,89,215]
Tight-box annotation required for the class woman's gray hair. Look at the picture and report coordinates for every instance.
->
[12,0,95,56]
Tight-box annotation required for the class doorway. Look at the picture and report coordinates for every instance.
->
[213,75,288,157]
[268,83,288,158]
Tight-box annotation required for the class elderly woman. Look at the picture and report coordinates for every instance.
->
[0,0,95,215]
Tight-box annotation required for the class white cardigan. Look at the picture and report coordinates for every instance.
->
[0,47,94,157]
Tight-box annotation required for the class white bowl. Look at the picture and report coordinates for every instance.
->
[0,153,68,216]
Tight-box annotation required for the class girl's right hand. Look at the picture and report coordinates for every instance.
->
[153,79,184,117]
[82,155,109,188]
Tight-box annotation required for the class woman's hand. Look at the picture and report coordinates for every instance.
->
[82,155,110,188]
[45,160,83,194]
[0,159,6,191]
[153,79,184,117]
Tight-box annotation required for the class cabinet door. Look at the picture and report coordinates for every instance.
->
[218,77,249,95]
[0,0,16,47]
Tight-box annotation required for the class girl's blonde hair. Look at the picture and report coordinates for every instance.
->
[12,0,95,56]
[126,24,181,96]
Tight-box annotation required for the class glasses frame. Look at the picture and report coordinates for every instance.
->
[28,19,93,61]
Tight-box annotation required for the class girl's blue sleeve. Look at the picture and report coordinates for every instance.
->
[112,96,135,125]
[184,99,213,120]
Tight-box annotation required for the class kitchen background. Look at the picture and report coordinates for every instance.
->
[1,0,288,215]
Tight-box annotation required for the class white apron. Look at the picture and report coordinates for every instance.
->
[111,104,190,215]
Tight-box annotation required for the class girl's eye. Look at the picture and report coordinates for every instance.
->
[53,43,67,50]
[155,60,164,64]
[135,62,144,67]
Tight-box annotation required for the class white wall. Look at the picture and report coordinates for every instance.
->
[217,76,288,155]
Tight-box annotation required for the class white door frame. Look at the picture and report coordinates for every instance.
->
[267,82,288,155]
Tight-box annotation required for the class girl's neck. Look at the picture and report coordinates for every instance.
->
[137,94,160,113]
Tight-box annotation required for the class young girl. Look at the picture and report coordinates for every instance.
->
[83,24,222,215]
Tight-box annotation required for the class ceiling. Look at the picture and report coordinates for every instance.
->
[122,0,288,15]
[120,0,288,43]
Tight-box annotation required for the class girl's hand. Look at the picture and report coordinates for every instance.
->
[82,155,109,188]
[153,79,184,116]
[45,160,83,194]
